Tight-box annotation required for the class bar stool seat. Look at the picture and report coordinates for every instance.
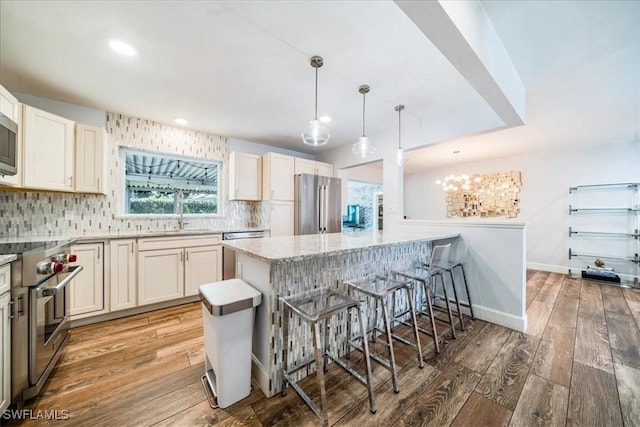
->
[392,243,458,354]
[345,274,424,394]
[280,287,376,427]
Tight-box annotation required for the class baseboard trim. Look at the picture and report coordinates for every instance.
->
[527,262,568,274]
[473,304,527,332]
[251,355,271,398]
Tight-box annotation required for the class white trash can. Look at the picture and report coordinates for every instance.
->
[199,278,262,408]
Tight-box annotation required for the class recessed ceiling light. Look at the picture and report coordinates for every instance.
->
[109,39,137,56]
[319,116,332,123]
[174,118,188,126]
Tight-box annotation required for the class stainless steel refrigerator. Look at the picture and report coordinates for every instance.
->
[294,173,342,235]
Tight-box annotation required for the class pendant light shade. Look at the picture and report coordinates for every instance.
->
[302,56,330,146]
[395,104,408,167]
[352,85,375,158]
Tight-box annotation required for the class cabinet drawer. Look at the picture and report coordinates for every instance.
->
[0,264,9,295]
[137,234,221,251]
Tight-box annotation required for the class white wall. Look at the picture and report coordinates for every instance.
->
[14,91,107,127]
[228,138,314,159]
[345,163,383,184]
[398,220,528,332]
[404,139,640,272]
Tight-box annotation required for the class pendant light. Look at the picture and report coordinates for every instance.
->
[302,55,330,146]
[352,85,376,158]
[395,104,408,166]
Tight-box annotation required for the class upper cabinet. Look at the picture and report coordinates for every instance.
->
[229,151,262,201]
[0,85,22,187]
[294,158,333,177]
[262,152,294,201]
[75,124,106,194]
[23,105,75,192]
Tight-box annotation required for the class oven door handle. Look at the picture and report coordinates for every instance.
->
[36,265,84,297]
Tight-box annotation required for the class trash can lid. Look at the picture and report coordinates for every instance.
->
[199,279,262,316]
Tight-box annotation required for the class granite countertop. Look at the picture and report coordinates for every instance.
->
[0,254,17,266]
[222,230,460,263]
[0,227,269,245]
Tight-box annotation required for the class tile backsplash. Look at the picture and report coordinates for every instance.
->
[0,113,269,237]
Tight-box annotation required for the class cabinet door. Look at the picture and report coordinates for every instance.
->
[70,243,105,317]
[0,265,9,295]
[0,292,9,413]
[0,85,22,187]
[229,152,262,201]
[138,248,184,305]
[75,124,106,194]
[23,105,75,191]
[294,158,316,175]
[263,153,294,201]
[184,245,222,296]
[316,161,334,177]
[110,239,137,312]
[270,200,294,236]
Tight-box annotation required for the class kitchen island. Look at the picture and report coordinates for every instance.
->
[222,230,459,397]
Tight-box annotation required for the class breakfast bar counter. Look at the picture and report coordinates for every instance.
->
[222,230,459,397]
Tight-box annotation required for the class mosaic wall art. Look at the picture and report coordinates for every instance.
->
[443,171,522,219]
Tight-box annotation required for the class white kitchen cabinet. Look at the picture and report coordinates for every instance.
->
[0,292,9,413]
[229,151,262,201]
[75,123,106,194]
[270,200,294,236]
[316,161,333,177]
[262,152,294,201]
[110,239,137,312]
[138,248,184,306]
[70,243,105,318]
[294,158,333,177]
[0,84,22,187]
[184,245,222,296]
[137,235,222,306]
[0,265,9,295]
[23,104,75,192]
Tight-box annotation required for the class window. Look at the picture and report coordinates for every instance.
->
[123,149,221,215]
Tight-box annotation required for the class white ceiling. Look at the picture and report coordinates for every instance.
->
[0,0,487,154]
[404,0,640,173]
[1,1,638,166]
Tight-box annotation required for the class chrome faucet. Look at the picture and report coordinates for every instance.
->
[176,191,189,230]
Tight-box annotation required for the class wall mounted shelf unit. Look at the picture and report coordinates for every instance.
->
[568,182,639,288]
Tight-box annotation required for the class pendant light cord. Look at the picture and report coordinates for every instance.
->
[362,91,366,137]
[398,107,402,150]
[314,66,318,120]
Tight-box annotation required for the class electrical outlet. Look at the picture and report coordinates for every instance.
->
[64,210,75,220]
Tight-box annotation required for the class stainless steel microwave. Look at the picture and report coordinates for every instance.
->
[0,112,18,176]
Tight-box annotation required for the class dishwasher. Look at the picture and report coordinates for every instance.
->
[222,231,267,279]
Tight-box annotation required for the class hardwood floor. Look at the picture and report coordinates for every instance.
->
[7,271,640,426]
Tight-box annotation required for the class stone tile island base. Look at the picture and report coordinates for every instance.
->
[230,233,457,397]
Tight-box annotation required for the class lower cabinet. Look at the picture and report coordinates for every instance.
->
[0,292,10,413]
[110,239,137,312]
[138,248,185,305]
[184,246,222,296]
[138,235,222,306]
[70,243,105,318]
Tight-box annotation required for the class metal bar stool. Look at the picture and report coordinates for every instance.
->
[450,251,475,318]
[280,287,376,427]
[392,243,458,354]
[424,249,475,331]
[344,274,424,394]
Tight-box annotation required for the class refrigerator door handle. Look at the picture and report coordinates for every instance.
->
[323,185,329,232]
[318,185,324,233]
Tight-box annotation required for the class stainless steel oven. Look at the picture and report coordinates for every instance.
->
[2,239,82,405]
[29,264,81,386]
